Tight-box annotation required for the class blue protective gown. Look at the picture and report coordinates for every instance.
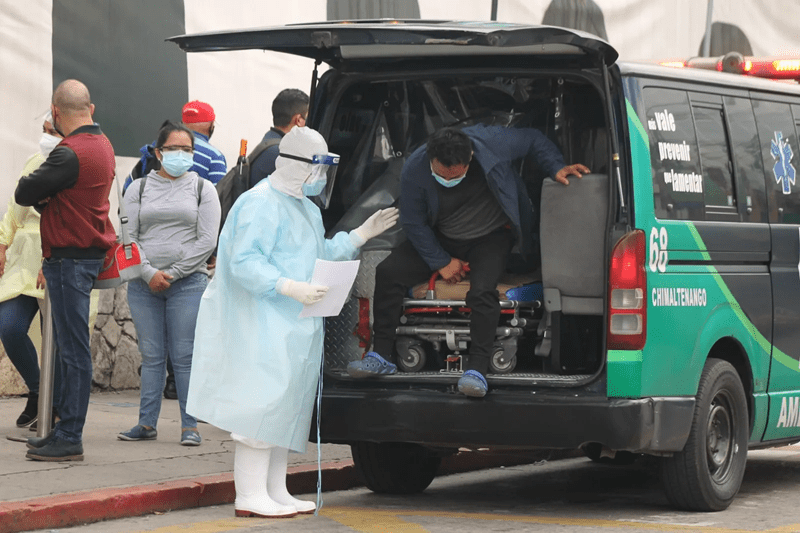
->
[186,180,358,452]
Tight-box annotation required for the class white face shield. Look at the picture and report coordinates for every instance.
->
[279,152,340,207]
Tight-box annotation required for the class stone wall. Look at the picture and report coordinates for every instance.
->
[91,285,142,391]
[0,286,142,397]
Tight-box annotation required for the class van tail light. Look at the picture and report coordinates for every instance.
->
[607,230,647,350]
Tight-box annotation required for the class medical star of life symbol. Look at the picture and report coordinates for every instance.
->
[771,131,796,195]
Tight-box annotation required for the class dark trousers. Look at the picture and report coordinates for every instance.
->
[372,228,513,374]
[42,257,102,444]
[0,295,63,406]
[0,295,43,393]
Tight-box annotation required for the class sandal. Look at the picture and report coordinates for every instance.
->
[346,351,397,378]
[457,370,488,398]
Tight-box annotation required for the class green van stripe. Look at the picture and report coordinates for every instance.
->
[607,350,643,362]
[686,223,786,365]
[626,99,648,148]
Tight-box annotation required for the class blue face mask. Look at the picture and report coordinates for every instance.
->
[160,151,194,177]
[302,177,327,197]
[433,172,466,188]
[431,163,468,188]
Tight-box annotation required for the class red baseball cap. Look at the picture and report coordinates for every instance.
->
[182,100,215,123]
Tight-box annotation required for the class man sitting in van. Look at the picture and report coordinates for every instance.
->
[347,125,589,397]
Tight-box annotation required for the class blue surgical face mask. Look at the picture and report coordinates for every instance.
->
[302,176,327,197]
[431,163,468,188]
[160,151,194,177]
[433,174,466,189]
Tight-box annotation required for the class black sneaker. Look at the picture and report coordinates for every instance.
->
[26,431,56,449]
[163,379,178,400]
[16,392,38,428]
[26,437,83,462]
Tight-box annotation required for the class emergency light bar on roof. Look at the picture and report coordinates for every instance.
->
[660,51,800,82]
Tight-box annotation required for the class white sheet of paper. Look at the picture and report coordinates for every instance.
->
[298,259,361,318]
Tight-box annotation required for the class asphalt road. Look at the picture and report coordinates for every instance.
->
[29,447,800,532]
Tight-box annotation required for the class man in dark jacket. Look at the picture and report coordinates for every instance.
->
[248,89,309,188]
[347,124,589,397]
[16,79,116,461]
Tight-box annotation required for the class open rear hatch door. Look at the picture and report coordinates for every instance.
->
[169,20,618,68]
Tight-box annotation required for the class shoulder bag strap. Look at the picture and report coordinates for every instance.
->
[114,173,135,259]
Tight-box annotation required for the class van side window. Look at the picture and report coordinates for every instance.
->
[752,99,800,223]
[643,87,704,220]
[691,103,736,214]
[724,96,767,223]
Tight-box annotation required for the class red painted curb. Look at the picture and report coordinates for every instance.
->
[0,461,353,533]
[0,451,579,533]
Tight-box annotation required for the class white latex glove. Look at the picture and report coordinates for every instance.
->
[351,207,400,247]
[277,278,329,305]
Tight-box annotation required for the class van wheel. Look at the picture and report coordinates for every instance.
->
[660,358,748,511]
[351,442,441,494]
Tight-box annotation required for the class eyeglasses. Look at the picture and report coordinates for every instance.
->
[159,145,194,153]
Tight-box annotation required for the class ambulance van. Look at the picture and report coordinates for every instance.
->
[171,21,800,511]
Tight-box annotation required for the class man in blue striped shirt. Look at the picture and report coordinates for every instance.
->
[182,100,227,184]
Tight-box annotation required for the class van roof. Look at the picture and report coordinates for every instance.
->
[618,61,800,96]
[168,20,618,67]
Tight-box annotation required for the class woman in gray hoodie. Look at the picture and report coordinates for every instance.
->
[117,121,220,446]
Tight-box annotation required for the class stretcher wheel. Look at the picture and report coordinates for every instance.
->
[396,338,427,373]
[489,347,517,374]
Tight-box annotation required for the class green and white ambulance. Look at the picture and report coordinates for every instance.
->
[171,21,800,511]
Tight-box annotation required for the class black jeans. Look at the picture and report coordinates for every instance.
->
[372,228,513,374]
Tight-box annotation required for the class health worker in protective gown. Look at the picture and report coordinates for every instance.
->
[186,126,398,518]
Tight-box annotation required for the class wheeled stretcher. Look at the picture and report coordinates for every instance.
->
[393,272,544,374]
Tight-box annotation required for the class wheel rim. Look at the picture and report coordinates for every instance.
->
[400,345,423,371]
[706,390,736,483]
[491,349,515,373]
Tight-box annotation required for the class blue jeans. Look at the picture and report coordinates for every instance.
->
[42,257,102,444]
[127,272,207,430]
[0,295,62,404]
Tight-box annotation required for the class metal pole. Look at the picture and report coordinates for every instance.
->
[702,0,714,57]
[491,0,498,21]
[37,285,55,437]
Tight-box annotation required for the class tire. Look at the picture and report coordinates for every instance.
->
[351,442,441,494]
[660,358,748,511]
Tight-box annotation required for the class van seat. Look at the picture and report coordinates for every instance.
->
[539,173,608,315]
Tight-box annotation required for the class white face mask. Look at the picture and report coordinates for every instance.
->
[39,133,61,157]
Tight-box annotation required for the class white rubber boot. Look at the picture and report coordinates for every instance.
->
[233,442,297,518]
[267,446,317,514]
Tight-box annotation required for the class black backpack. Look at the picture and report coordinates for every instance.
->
[216,138,281,230]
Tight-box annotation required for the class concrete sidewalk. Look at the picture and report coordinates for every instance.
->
[0,390,573,533]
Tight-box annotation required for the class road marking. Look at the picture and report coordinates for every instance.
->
[134,507,800,533]
[323,507,430,532]
[322,507,800,533]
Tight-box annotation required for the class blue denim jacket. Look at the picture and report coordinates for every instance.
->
[399,124,566,270]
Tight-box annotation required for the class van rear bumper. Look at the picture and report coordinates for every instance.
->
[318,388,695,453]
